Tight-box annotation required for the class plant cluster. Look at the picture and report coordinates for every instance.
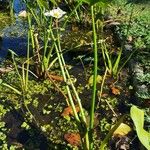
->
[0,0,150,149]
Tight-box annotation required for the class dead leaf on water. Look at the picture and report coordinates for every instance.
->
[61,105,80,117]
[110,86,121,95]
[64,133,81,146]
[48,74,63,81]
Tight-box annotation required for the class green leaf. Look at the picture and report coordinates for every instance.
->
[78,0,109,5]
[130,105,150,150]
[50,0,57,5]
[2,83,22,95]
[8,49,18,57]
[0,79,2,84]
[42,56,48,71]
[37,0,49,9]
[21,122,30,129]
[113,123,131,136]
[88,75,102,87]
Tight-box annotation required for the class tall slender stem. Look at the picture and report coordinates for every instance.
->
[57,30,90,149]
[89,5,98,150]
[25,31,30,91]
[10,0,14,18]
[56,19,90,149]
[50,22,80,122]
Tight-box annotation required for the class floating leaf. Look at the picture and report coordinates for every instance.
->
[88,75,102,86]
[61,105,80,117]
[130,105,150,150]
[113,123,131,136]
[64,133,81,146]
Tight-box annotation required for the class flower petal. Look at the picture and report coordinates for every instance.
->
[44,7,66,19]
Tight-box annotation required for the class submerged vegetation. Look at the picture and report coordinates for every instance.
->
[0,0,150,149]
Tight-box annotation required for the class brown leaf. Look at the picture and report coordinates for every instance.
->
[101,93,108,98]
[72,26,79,32]
[61,105,80,117]
[48,74,63,81]
[110,86,120,95]
[64,133,81,146]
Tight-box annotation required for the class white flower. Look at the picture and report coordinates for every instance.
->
[44,7,66,19]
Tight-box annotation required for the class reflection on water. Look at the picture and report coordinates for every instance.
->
[13,0,26,13]
[0,0,27,61]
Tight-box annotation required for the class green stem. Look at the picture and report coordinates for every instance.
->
[58,38,89,148]
[2,83,21,95]
[28,13,35,52]
[62,1,82,28]
[89,5,98,150]
[10,0,14,18]
[57,20,89,149]
[50,26,80,122]
[25,31,30,91]
[97,68,108,109]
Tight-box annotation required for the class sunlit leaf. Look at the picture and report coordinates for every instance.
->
[130,105,150,150]
[78,0,109,5]
[8,49,18,56]
[37,0,49,9]
[2,83,22,95]
[21,122,30,129]
[88,75,102,86]
[113,123,131,136]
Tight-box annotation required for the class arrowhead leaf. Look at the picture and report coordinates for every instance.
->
[130,105,150,150]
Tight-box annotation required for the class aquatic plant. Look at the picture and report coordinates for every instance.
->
[48,8,90,149]
[100,3,135,78]
[89,4,98,150]
[101,41,123,77]
[1,0,149,149]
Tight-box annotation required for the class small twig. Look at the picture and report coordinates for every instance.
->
[105,99,118,117]
[79,56,88,80]
[97,68,118,117]
[97,68,108,108]
[17,65,38,79]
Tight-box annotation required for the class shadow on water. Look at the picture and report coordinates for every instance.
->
[0,37,27,60]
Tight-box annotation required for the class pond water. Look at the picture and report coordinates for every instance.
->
[13,0,26,13]
[0,0,27,61]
